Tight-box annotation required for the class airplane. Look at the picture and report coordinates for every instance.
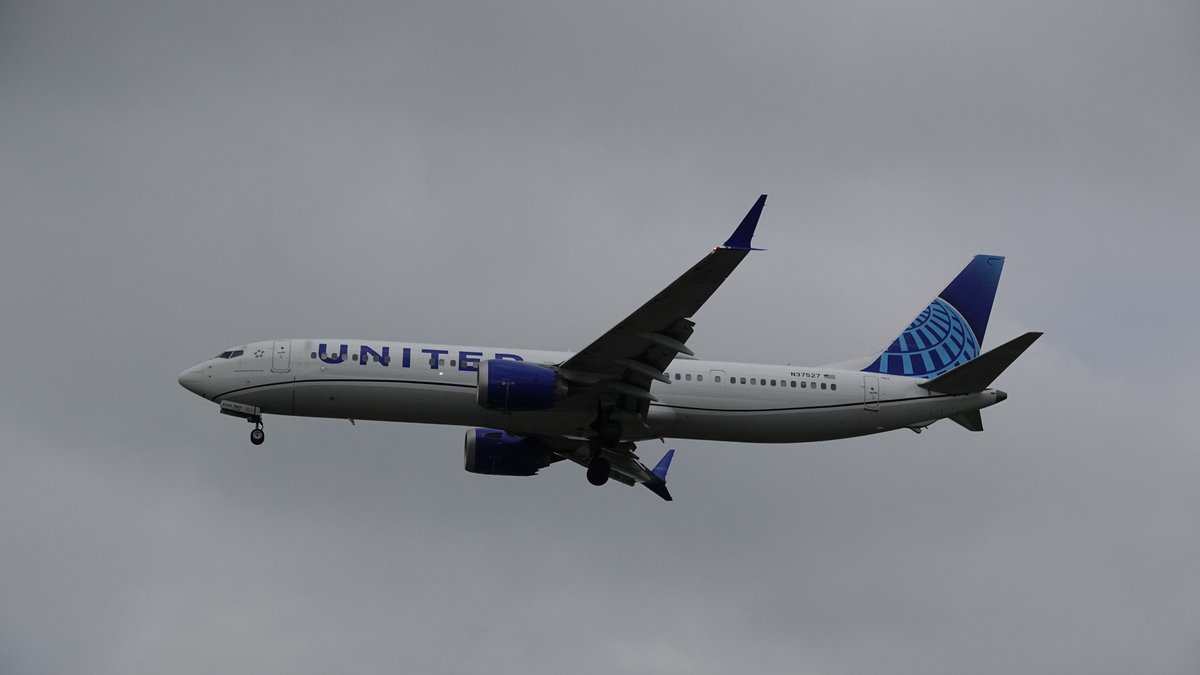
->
[178,195,1041,501]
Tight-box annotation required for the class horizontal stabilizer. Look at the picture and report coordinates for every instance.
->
[920,332,1043,394]
[949,410,984,432]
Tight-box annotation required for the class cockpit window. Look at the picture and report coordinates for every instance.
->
[214,349,244,359]
[229,350,243,358]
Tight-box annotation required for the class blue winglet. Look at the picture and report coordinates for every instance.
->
[644,449,676,501]
[722,195,767,250]
[651,448,675,481]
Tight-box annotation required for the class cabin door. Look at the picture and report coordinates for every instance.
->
[271,340,292,373]
[863,375,880,411]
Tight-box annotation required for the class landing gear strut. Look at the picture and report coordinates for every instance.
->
[249,416,265,445]
[586,406,620,487]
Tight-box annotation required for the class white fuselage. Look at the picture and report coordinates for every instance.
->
[178,339,1006,443]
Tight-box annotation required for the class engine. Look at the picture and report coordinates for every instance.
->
[476,359,567,411]
[463,428,553,476]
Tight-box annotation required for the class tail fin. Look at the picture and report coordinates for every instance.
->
[863,255,1005,379]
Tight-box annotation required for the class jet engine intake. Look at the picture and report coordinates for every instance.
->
[476,359,567,411]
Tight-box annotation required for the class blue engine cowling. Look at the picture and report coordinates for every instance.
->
[464,428,553,476]
[476,359,567,411]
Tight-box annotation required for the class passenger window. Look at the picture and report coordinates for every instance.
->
[831,383,837,391]
[801,381,806,388]
[697,375,703,382]
[685,374,692,381]
[750,378,756,385]
[770,379,776,386]
[790,381,796,388]
[761,379,767,386]
[821,382,827,390]
[439,358,445,366]
[310,352,316,359]
[450,359,456,367]
[352,353,359,361]
[740,377,746,384]
[715,376,721,383]
[675,373,681,381]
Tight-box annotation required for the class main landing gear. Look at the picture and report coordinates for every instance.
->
[586,412,622,487]
[586,444,611,486]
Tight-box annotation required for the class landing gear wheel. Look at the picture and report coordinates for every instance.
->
[595,419,622,447]
[250,426,265,446]
[586,457,611,486]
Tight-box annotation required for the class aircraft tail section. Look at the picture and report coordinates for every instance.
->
[862,255,1005,379]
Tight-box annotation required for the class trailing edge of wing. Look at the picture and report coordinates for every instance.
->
[919,332,1043,395]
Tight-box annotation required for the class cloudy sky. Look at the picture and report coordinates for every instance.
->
[2,1,1198,673]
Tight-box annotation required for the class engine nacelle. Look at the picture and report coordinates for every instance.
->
[464,428,553,476]
[476,359,567,411]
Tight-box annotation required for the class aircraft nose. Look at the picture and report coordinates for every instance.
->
[178,364,204,397]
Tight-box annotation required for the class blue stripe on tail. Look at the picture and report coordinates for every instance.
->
[863,255,1004,379]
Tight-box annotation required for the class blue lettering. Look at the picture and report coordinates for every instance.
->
[360,344,390,366]
[494,352,524,362]
[458,350,483,372]
[401,347,411,368]
[421,348,449,369]
[319,343,347,364]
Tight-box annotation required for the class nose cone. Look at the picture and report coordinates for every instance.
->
[178,364,204,397]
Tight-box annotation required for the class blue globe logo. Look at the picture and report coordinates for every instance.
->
[869,298,979,377]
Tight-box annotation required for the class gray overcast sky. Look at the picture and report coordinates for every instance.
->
[2,1,1198,673]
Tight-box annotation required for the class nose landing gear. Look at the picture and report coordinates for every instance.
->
[219,400,266,446]
[249,418,265,446]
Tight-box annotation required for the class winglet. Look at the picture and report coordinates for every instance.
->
[643,449,675,501]
[722,195,767,250]
[652,448,675,481]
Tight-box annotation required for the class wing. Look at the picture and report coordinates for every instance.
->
[557,195,767,416]
[539,435,677,501]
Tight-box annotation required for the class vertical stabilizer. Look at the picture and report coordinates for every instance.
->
[863,255,1005,378]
